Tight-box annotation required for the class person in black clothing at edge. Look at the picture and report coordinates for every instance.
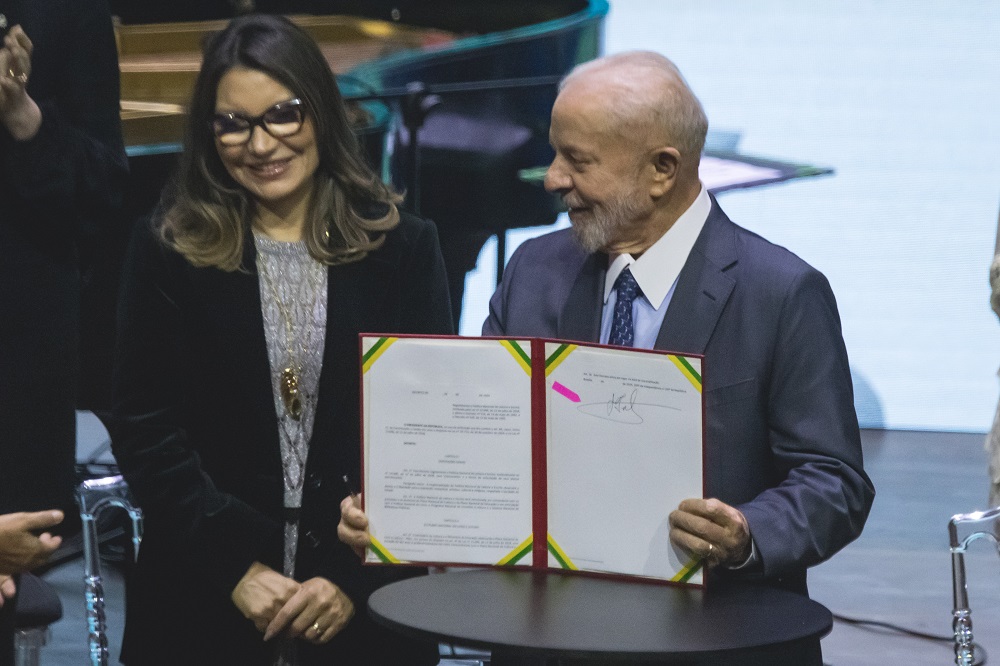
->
[0,1,127,662]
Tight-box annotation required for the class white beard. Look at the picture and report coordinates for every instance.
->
[570,191,649,253]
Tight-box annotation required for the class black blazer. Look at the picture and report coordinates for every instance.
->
[111,212,452,665]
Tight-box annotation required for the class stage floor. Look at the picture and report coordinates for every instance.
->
[38,428,998,665]
[811,428,999,665]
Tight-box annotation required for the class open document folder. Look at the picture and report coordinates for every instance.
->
[360,335,706,586]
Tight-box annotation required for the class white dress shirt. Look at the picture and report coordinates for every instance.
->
[599,186,711,347]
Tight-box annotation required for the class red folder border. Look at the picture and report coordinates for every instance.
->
[357,332,707,588]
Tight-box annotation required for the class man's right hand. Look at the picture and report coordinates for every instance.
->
[668,498,752,568]
[231,562,301,634]
[0,510,63,575]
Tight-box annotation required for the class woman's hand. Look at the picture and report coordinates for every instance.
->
[263,577,354,644]
[0,25,41,140]
[337,494,369,558]
[231,562,301,634]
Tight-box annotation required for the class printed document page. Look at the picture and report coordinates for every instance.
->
[544,343,704,583]
[362,337,534,566]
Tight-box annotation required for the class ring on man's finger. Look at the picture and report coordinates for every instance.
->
[706,543,714,559]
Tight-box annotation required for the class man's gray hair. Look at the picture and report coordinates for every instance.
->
[562,51,708,160]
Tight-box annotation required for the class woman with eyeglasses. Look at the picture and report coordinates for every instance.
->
[111,14,450,666]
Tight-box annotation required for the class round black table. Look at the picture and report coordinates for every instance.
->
[368,569,832,662]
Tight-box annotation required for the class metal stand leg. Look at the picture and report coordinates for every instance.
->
[947,508,1000,666]
[12,627,48,666]
[82,510,109,666]
[76,476,143,666]
[952,550,974,666]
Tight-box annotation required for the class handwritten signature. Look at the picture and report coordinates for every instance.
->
[607,389,639,417]
[576,389,680,424]
[577,389,644,424]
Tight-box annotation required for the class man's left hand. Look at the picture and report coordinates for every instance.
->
[669,498,751,568]
[337,494,369,558]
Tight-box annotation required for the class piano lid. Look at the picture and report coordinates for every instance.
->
[116,14,458,150]
[114,2,609,152]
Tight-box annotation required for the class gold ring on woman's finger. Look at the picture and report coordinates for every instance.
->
[16,72,27,85]
[312,622,324,634]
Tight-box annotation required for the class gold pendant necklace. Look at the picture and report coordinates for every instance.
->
[257,253,320,421]
[280,367,303,420]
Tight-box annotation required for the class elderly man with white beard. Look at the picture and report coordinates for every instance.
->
[340,51,874,665]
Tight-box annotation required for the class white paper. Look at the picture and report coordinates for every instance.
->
[363,338,534,566]
[545,344,703,583]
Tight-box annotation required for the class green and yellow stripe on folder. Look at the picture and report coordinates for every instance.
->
[546,534,578,570]
[362,337,398,373]
[544,343,577,376]
[496,535,533,566]
[499,340,532,375]
[668,355,702,392]
[670,556,703,583]
[367,536,402,564]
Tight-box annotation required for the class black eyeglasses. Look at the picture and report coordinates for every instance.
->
[211,98,305,146]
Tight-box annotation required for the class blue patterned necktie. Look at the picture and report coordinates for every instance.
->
[609,266,641,347]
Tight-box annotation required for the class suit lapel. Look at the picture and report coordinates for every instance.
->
[655,199,738,355]
[557,251,605,343]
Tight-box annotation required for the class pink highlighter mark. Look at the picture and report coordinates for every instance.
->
[552,381,581,403]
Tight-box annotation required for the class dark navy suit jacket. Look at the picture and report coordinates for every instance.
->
[484,196,874,596]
